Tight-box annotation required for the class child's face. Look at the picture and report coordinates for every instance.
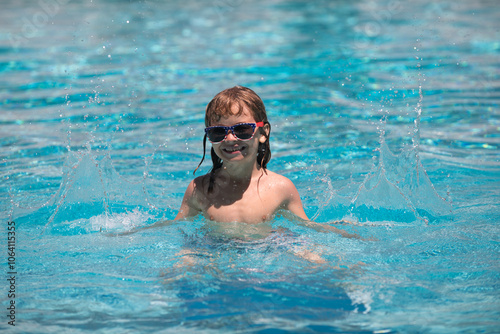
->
[209,105,267,164]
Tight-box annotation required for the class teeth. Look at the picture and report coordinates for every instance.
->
[224,147,242,152]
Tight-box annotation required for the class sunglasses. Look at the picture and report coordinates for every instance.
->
[205,122,264,143]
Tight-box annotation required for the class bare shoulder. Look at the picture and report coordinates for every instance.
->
[175,174,209,220]
[182,174,212,205]
[262,170,300,196]
[262,169,308,220]
[189,174,211,197]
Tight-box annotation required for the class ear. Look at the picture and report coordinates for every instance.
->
[259,123,270,143]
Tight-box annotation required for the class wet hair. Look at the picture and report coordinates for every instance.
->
[194,86,272,191]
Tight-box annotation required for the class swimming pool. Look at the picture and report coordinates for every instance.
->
[1,0,499,332]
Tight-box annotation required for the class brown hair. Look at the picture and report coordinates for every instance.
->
[195,86,272,190]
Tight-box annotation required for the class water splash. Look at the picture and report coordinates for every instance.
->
[38,149,166,234]
[348,80,452,223]
[349,139,452,223]
[66,208,156,234]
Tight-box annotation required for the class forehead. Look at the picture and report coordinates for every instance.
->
[209,104,256,126]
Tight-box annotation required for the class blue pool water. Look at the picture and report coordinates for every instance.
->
[1,0,499,333]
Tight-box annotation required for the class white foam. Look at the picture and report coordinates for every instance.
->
[65,208,154,233]
[89,208,154,232]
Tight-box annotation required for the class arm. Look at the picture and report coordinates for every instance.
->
[113,219,175,236]
[302,220,363,239]
[282,177,309,220]
[281,177,363,239]
[175,179,202,220]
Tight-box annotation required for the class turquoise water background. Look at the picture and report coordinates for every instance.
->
[1,0,499,333]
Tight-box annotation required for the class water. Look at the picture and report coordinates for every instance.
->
[1,0,499,333]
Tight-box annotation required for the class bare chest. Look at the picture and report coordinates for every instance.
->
[201,185,283,223]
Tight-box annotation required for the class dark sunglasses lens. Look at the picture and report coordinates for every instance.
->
[233,124,255,140]
[207,127,227,142]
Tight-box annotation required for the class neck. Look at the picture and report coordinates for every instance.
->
[220,160,262,182]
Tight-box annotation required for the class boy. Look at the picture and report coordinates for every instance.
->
[174,86,359,240]
[175,85,308,224]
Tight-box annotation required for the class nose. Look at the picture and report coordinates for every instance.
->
[225,129,238,141]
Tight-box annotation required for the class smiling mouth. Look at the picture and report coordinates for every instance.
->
[223,146,245,154]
